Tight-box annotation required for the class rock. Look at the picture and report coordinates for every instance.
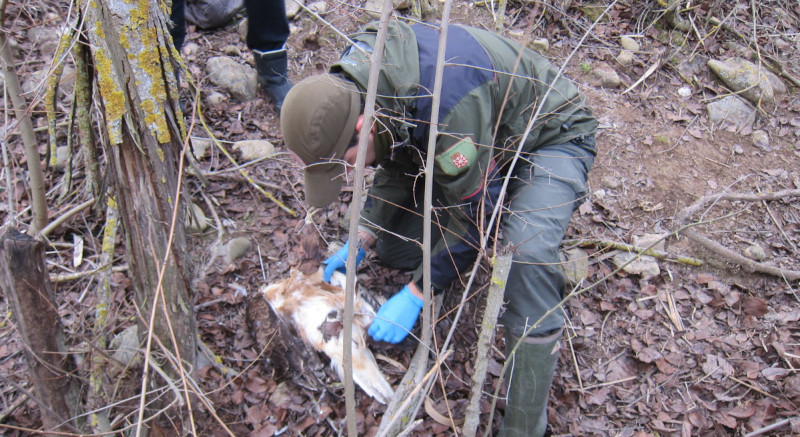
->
[308,1,328,13]
[205,56,258,102]
[54,146,71,170]
[285,0,303,19]
[237,18,248,43]
[616,49,634,66]
[764,70,787,96]
[109,325,141,376]
[580,3,609,22]
[224,45,241,57]
[561,248,589,286]
[632,233,668,252]
[28,26,61,58]
[590,63,621,88]
[707,57,775,106]
[707,95,755,133]
[678,86,692,98]
[223,237,253,263]
[205,91,228,107]
[182,42,200,56]
[744,244,767,261]
[613,252,660,278]
[732,144,744,155]
[601,176,621,189]
[190,137,213,160]
[186,202,209,233]
[751,130,771,151]
[233,139,276,161]
[620,35,639,52]
[363,0,412,18]
[531,38,550,55]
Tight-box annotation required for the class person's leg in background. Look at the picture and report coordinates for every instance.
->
[243,0,293,111]
[499,141,594,437]
[169,0,187,51]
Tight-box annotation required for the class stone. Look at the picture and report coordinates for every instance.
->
[707,95,756,133]
[28,26,61,58]
[285,0,303,18]
[744,244,767,261]
[632,232,668,252]
[109,325,141,376]
[54,146,71,170]
[205,91,228,107]
[308,1,328,13]
[590,64,621,88]
[707,57,775,106]
[224,45,241,57]
[531,38,550,54]
[190,137,213,160]
[620,35,640,52]
[601,176,621,189]
[182,42,200,56]
[751,130,771,151]
[223,237,253,263]
[617,49,634,66]
[561,248,589,286]
[613,252,660,278]
[205,56,258,102]
[233,139,276,161]
[363,0,412,18]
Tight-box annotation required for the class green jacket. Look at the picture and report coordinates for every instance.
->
[331,21,597,290]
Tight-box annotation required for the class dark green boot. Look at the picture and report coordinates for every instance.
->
[253,48,293,112]
[499,328,562,437]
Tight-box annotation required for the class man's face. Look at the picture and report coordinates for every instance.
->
[343,115,376,169]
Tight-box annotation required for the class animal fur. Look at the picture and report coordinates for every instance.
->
[259,269,394,404]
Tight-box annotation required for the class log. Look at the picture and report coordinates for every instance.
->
[0,229,81,434]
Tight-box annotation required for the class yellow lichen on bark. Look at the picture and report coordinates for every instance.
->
[94,45,125,144]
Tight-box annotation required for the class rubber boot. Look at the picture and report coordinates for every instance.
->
[252,48,293,112]
[499,328,562,437]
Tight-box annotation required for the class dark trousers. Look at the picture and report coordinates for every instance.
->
[169,0,289,52]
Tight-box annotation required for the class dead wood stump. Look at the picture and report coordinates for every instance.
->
[0,229,81,434]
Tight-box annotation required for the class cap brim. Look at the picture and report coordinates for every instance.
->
[304,162,345,207]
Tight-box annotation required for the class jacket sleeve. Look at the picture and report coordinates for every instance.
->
[358,162,415,240]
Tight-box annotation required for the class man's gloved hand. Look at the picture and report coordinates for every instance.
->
[322,240,365,283]
[368,283,424,343]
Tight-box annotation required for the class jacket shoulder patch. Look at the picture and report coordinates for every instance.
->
[435,137,477,176]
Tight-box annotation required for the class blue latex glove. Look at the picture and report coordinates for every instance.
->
[369,284,423,343]
[322,239,365,283]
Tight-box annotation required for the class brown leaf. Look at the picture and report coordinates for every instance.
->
[726,403,755,418]
[635,346,663,364]
[742,296,768,316]
[702,354,734,379]
[713,412,737,429]
[245,375,270,394]
[250,423,279,437]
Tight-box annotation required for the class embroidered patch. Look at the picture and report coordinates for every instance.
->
[436,137,477,176]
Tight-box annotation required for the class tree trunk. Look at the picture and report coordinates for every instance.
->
[0,229,81,434]
[84,0,197,407]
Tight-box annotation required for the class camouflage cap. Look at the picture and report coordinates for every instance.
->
[280,74,361,207]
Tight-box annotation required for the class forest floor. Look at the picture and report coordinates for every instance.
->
[1,0,800,436]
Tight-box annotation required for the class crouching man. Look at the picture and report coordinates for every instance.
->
[280,20,597,436]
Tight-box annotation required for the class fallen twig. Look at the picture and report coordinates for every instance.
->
[563,238,704,266]
[744,418,792,437]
